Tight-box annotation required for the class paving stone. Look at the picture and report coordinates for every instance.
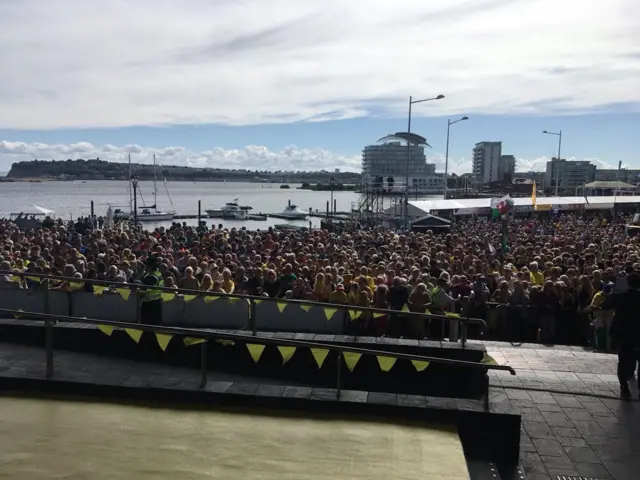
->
[366,392,397,406]
[564,446,602,464]
[540,455,575,471]
[556,436,588,447]
[574,461,614,479]
[551,426,581,438]
[282,386,312,399]
[339,389,368,403]
[541,412,572,427]
[532,438,565,457]
[524,421,554,439]
[520,452,548,474]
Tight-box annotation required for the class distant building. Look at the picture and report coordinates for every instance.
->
[498,155,516,182]
[472,141,502,184]
[545,158,596,194]
[362,135,442,191]
[334,168,340,174]
[595,168,640,184]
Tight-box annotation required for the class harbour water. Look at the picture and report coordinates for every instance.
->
[0,180,363,229]
[0,396,469,479]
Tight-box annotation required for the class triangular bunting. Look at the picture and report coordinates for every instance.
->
[482,353,498,365]
[227,297,240,303]
[10,275,22,283]
[184,337,205,347]
[401,304,410,313]
[348,310,361,321]
[411,360,430,372]
[215,339,235,346]
[324,307,338,320]
[204,295,219,303]
[93,285,106,295]
[300,305,312,312]
[246,344,266,363]
[310,348,330,368]
[116,288,131,301]
[343,352,362,372]
[69,281,84,291]
[13,308,24,319]
[373,312,386,318]
[276,302,287,313]
[253,299,263,305]
[425,309,431,315]
[183,294,197,302]
[125,328,143,343]
[161,293,176,302]
[446,312,461,318]
[277,346,296,365]
[376,355,397,372]
[155,333,173,351]
[98,324,115,336]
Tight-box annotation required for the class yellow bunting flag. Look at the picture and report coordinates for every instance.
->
[425,309,431,315]
[204,295,219,303]
[215,339,235,346]
[161,293,176,302]
[10,275,22,283]
[246,344,266,363]
[276,302,287,313]
[277,346,296,365]
[227,297,240,304]
[93,285,106,295]
[98,324,115,336]
[373,312,386,318]
[116,288,131,301]
[310,348,330,368]
[253,299,263,305]
[411,360,430,372]
[300,305,312,312]
[13,309,24,319]
[69,281,84,291]
[482,353,498,365]
[183,294,197,302]
[348,310,361,321]
[376,355,397,372]
[445,312,461,318]
[343,352,362,372]
[324,308,338,320]
[155,333,173,352]
[184,337,205,347]
[401,304,410,313]
[125,328,143,343]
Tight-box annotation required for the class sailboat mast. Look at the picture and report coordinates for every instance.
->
[128,154,132,212]
[153,154,157,211]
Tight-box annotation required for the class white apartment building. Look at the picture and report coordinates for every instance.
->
[472,141,502,184]
[361,141,442,191]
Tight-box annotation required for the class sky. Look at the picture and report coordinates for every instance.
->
[0,0,639,174]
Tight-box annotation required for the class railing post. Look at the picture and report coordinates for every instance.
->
[336,350,342,399]
[199,340,208,389]
[45,319,54,379]
[250,299,257,336]
[43,279,54,379]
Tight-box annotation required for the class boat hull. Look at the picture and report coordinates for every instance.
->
[134,213,174,222]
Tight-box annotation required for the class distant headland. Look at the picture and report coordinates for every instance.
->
[4,159,361,184]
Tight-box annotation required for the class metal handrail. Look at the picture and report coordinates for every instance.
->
[0,308,515,375]
[4,270,488,328]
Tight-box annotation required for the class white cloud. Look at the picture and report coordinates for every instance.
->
[0,140,616,175]
[0,0,638,129]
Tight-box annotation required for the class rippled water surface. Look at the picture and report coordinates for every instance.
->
[0,396,469,480]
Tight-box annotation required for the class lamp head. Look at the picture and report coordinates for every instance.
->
[436,94,445,100]
[461,116,469,121]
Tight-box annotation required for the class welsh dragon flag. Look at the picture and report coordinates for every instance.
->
[490,195,514,220]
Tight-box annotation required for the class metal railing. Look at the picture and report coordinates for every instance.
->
[0,308,516,401]
[2,271,488,346]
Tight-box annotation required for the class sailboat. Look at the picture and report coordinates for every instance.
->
[133,154,176,222]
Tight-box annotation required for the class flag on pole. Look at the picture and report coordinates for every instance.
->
[531,181,536,207]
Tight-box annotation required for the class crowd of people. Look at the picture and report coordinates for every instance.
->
[1,211,640,396]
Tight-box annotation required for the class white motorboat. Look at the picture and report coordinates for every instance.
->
[280,200,308,220]
[206,199,252,219]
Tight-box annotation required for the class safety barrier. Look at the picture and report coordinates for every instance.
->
[0,308,516,403]
[1,272,488,345]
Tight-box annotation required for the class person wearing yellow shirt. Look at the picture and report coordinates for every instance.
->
[529,261,545,286]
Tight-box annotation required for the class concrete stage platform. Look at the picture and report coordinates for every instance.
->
[0,318,490,399]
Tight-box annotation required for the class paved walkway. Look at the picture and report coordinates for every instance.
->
[483,342,640,480]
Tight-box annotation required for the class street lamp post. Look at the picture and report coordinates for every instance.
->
[444,116,469,199]
[404,94,444,230]
[542,130,562,196]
